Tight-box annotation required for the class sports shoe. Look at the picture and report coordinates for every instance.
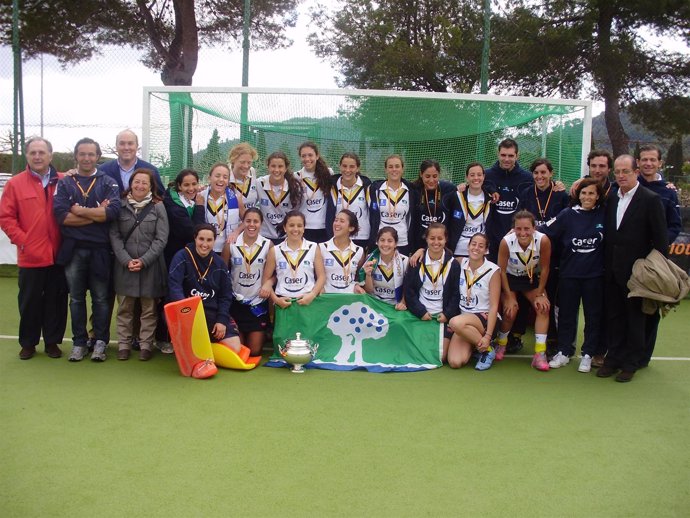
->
[592,355,605,368]
[90,340,107,362]
[157,341,174,354]
[68,345,89,362]
[475,348,496,371]
[578,354,592,373]
[495,344,506,361]
[506,334,524,354]
[548,351,570,369]
[531,352,549,371]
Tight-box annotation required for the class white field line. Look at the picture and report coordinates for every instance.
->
[1,335,689,361]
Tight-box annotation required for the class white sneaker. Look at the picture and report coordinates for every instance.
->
[157,341,174,354]
[90,340,107,362]
[578,354,592,373]
[548,351,570,369]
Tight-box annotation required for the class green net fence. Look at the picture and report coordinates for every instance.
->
[144,88,591,187]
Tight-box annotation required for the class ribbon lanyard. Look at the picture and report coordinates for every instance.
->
[267,182,286,206]
[331,247,354,283]
[340,184,362,210]
[516,242,535,283]
[460,191,488,219]
[185,247,213,283]
[424,188,440,218]
[303,176,319,200]
[281,244,308,278]
[240,241,262,275]
[385,186,405,214]
[422,254,445,288]
[534,183,554,220]
[207,194,226,233]
[233,176,251,198]
[73,175,98,202]
[464,265,491,300]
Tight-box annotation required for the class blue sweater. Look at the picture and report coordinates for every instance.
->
[483,161,533,255]
[638,176,682,243]
[168,245,233,327]
[539,205,605,279]
[53,170,121,245]
[518,183,570,227]
[99,158,165,196]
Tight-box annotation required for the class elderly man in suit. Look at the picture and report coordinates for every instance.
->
[598,154,668,382]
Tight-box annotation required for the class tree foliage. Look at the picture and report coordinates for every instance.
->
[0,0,299,85]
[308,0,484,92]
[628,96,690,141]
[309,0,690,155]
[490,0,690,155]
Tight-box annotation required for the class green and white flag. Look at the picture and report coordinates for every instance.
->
[266,294,443,372]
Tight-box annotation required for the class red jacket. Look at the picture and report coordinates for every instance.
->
[0,167,64,267]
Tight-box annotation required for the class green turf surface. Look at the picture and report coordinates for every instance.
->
[1,278,689,517]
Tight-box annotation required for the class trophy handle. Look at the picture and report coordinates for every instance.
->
[311,343,319,356]
[278,342,287,357]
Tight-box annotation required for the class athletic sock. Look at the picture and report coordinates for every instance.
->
[535,333,547,354]
[496,331,509,346]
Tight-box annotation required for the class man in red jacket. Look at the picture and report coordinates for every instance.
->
[0,137,68,359]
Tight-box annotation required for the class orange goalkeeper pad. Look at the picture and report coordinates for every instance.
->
[211,343,261,370]
[164,296,217,378]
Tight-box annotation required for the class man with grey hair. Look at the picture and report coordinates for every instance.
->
[598,154,667,383]
[0,137,68,359]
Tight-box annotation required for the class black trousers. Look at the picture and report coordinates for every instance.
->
[17,265,68,348]
[604,277,646,372]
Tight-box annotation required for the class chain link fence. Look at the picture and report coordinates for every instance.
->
[0,44,159,173]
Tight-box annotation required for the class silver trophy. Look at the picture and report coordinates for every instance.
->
[278,333,319,373]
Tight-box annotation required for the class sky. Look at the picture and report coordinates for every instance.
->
[0,2,688,162]
[0,1,339,157]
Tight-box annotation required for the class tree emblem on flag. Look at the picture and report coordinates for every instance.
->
[328,302,389,364]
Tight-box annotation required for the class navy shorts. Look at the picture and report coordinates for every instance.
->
[231,299,270,334]
[506,273,540,293]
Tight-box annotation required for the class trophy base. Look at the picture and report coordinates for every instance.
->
[290,364,306,373]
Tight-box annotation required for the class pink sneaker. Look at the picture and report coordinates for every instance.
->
[495,345,506,361]
[531,352,550,371]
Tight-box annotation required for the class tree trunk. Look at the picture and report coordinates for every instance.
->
[161,0,199,86]
[596,3,629,156]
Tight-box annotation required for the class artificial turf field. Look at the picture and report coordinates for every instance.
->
[0,276,688,517]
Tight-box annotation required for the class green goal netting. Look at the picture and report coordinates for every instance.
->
[143,88,592,187]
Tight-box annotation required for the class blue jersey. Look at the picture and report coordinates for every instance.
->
[540,205,605,279]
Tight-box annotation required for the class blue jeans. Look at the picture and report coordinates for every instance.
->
[64,248,111,346]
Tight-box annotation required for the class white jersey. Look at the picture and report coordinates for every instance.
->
[319,238,364,293]
[229,167,259,208]
[200,187,241,253]
[256,176,294,240]
[229,233,271,304]
[274,239,318,297]
[417,251,454,315]
[457,258,500,314]
[454,191,490,256]
[504,230,545,279]
[331,177,371,241]
[296,167,332,230]
[370,252,408,305]
[374,181,411,246]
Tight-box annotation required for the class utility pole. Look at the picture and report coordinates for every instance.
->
[240,0,251,142]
